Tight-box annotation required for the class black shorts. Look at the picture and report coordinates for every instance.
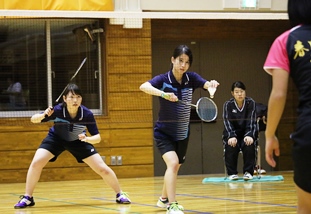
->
[154,137,189,164]
[39,135,98,163]
[291,123,311,193]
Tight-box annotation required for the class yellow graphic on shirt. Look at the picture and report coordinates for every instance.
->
[294,40,309,59]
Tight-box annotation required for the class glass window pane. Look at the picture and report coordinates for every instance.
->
[0,19,46,112]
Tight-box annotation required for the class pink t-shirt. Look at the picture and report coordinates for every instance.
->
[263,29,291,75]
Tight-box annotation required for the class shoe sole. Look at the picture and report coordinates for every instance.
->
[243,178,253,181]
[228,176,239,181]
[116,201,131,204]
[14,204,35,209]
[157,202,168,209]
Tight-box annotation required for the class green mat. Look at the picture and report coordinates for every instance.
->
[202,175,284,183]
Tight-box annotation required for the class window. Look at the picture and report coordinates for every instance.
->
[0,19,103,117]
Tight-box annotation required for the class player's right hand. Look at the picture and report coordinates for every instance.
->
[44,106,54,117]
[228,137,237,147]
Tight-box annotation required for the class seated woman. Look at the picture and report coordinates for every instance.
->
[222,81,258,180]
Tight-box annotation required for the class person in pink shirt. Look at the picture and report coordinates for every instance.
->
[264,0,311,213]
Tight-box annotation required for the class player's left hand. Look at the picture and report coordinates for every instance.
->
[244,136,254,145]
[78,133,88,142]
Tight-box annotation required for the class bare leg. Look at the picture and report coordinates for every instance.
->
[25,148,54,196]
[83,153,122,194]
[162,151,181,203]
[295,185,311,214]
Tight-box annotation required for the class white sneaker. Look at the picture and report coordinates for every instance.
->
[228,174,239,180]
[254,168,266,174]
[166,202,184,214]
[157,197,168,209]
[243,172,253,180]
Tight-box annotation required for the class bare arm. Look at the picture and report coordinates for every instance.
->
[139,82,164,97]
[79,133,101,145]
[265,68,289,167]
[139,81,178,102]
[30,106,54,123]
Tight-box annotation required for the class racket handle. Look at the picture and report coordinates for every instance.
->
[177,99,196,108]
[44,105,55,118]
[177,100,184,104]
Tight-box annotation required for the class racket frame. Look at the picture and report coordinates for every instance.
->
[178,97,218,122]
[195,97,218,122]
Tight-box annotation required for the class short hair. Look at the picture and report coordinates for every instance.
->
[172,45,193,67]
[231,81,246,91]
[288,0,311,27]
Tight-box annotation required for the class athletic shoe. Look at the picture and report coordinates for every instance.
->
[14,195,35,209]
[243,172,253,180]
[116,192,131,204]
[254,168,267,174]
[228,174,239,180]
[166,202,184,214]
[157,197,169,208]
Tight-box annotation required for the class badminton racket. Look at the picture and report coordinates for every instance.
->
[45,57,87,117]
[178,97,218,122]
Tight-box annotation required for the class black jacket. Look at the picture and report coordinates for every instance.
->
[222,97,258,141]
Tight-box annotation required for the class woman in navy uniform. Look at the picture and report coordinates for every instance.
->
[14,83,131,209]
[140,45,219,214]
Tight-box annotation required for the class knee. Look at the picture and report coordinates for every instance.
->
[167,160,180,172]
[96,165,112,176]
[30,159,45,170]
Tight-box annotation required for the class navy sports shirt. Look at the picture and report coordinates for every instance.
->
[41,104,99,142]
[149,70,207,141]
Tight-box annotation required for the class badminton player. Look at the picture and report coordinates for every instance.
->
[264,0,311,212]
[14,83,131,209]
[140,45,219,214]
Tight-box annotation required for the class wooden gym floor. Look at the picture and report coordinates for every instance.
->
[1,171,296,214]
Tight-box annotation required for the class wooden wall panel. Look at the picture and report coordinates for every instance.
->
[0,132,46,150]
[108,74,151,92]
[107,38,151,56]
[108,92,151,111]
[108,129,153,147]
[0,147,153,170]
[105,110,153,124]
[107,56,151,74]
[0,165,153,183]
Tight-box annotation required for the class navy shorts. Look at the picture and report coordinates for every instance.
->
[39,135,98,163]
[154,137,189,164]
[291,123,311,193]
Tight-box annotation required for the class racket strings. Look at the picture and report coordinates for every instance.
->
[196,98,217,122]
